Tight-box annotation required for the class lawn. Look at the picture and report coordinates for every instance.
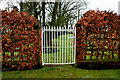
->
[2,65,120,78]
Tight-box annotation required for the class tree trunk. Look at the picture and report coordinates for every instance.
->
[20,0,23,11]
[33,2,38,20]
[51,2,58,26]
[42,2,45,26]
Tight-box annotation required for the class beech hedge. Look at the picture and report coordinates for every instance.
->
[76,10,120,63]
[1,9,42,70]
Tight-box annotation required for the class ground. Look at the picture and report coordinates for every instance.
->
[2,65,120,78]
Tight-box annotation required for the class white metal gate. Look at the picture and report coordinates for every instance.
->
[42,26,76,65]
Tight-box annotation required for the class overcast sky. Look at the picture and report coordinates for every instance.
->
[87,0,120,14]
[0,0,120,14]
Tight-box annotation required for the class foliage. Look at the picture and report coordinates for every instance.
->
[2,9,42,70]
[76,10,120,63]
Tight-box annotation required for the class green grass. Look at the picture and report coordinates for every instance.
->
[85,51,118,60]
[2,65,120,78]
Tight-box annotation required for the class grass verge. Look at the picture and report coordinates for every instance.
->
[2,65,120,78]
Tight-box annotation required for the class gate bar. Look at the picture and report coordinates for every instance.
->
[57,26,58,63]
[60,27,61,63]
[65,26,66,63]
[52,27,53,63]
[49,26,50,63]
[42,27,44,65]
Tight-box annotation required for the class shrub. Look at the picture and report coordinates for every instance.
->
[1,9,42,70]
[76,10,120,63]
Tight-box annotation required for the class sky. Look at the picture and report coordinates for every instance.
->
[0,0,120,14]
[86,0,120,14]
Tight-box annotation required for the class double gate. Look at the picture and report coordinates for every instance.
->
[42,26,76,65]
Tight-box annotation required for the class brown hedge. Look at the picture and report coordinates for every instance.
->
[1,9,42,70]
[76,10,120,63]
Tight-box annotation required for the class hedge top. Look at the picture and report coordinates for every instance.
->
[76,10,120,30]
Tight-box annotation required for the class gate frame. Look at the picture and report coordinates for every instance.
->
[41,26,76,66]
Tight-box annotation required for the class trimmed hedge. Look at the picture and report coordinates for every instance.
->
[1,9,42,70]
[76,10,120,63]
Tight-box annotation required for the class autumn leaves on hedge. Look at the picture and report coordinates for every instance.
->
[2,9,42,70]
[76,10,120,63]
[1,8,120,69]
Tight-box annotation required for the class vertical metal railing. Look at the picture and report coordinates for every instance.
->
[65,26,66,63]
[49,26,50,63]
[42,26,76,65]
[57,26,58,63]
[62,27,64,63]
[60,27,61,63]
[52,27,53,63]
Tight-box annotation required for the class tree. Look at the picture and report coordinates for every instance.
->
[42,2,45,26]
[18,0,87,27]
[46,0,87,27]
[51,2,59,26]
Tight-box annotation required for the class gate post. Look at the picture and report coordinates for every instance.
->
[73,24,77,66]
[37,26,42,67]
